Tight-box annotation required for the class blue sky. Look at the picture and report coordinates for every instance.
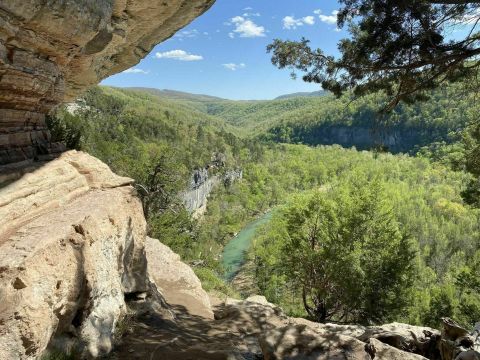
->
[102,0,345,100]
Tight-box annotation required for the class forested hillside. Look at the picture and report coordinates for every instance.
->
[274,90,326,100]
[199,144,479,328]
[49,86,247,174]
[127,81,474,153]
[47,85,480,329]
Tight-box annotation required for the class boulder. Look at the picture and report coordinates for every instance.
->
[259,324,430,360]
[473,323,480,353]
[259,324,372,360]
[244,295,278,308]
[367,338,428,360]
[358,322,441,358]
[145,237,214,319]
[439,318,480,360]
[0,151,149,359]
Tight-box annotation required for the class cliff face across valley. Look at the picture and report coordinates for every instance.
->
[183,167,243,218]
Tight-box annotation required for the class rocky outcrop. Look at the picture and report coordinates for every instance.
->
[259,324,423,360]
[218,298,479,360]
[222,298,433,359]
[183,168,242,218]
[112,295,444,360]
[146,237,213,319]
[183,168,220,217]
[0,151,149,358]
[0,0,215,165]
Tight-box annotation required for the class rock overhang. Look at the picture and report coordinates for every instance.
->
[0,0,216,165]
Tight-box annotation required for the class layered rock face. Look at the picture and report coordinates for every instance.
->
[0,151,149,358]
[281,124,440,153]
[0,151,216,359]
[0,0,215,165]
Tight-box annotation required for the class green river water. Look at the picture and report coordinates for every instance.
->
[222,211,273,281]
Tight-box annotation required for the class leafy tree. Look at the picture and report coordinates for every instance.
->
[265,180,417,324]
[268,0,480,110]
[134,149,187,220]
[46,111,85,150]
[460,122,480,205]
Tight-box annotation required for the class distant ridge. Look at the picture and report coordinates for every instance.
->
[126,87,226,102]
[275,90,326,100]
[124,87,327,102]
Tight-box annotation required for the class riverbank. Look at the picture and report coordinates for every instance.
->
[221,211,273,281]
[231,259,259,297]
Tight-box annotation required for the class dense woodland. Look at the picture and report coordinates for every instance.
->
[48,83,480,328]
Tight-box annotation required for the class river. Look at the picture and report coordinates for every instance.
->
[222,211,273,281]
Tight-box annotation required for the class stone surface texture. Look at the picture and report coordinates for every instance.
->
[183,168,242,218]
[0,151,148,358]
[145,236,214,319]
[0,0,215,165]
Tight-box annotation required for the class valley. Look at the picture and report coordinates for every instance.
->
[47,84,480,330]
[2,1,480,359]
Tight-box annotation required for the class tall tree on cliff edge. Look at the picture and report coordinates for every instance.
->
[268,0,480,111]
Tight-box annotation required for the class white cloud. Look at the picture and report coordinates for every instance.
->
[230,16,266,38]
[303,16,315,25]
[314,9,339,25]
[222,63,246,71]
[175,29,199,39]
[175,29,211,40]
[122,68,149,74]
[228,32,235,39]
[283,15,315,30]
[283,16,303,29]
[243,12,261,17]
[450,8,480,25]
[155,50,203,61]
[244,7,253,11]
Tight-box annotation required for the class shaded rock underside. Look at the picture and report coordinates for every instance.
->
[0,0,215,165]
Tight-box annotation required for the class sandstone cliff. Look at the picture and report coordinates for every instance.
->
[0,151,215,359]
[0,151,149,358]
[146,236,214,319]
[0,0,215,165]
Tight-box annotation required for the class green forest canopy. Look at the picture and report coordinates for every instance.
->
[48,85,480,328]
